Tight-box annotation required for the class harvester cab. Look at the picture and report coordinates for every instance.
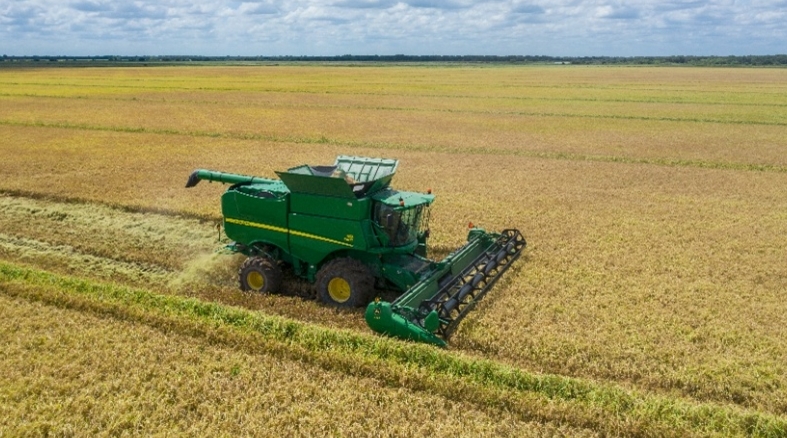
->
[186,155,526,347]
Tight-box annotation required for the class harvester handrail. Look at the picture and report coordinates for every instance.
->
[335,155,398,183]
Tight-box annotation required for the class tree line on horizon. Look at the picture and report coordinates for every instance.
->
[3,54,787,66]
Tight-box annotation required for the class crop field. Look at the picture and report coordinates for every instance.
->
[1,64,787,436]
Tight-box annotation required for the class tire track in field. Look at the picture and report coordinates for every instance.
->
[3,118,787,174]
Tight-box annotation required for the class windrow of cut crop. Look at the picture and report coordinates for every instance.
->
[0,192,370,333]
[1,261,785,437]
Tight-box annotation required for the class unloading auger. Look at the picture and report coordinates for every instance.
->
[186,155,526,347]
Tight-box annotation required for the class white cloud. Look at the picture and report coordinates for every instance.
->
[0,0,784,55]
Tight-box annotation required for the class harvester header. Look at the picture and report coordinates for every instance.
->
[186,155,526,346]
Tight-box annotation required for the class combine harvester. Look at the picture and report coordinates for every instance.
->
[186,155,525,346]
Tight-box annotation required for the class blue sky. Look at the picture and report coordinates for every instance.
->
[1,0,785,56]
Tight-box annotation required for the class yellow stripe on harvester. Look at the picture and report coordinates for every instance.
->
[225,217,353,248]
[225,217,289,234]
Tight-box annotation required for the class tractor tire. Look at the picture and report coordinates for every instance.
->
[238,256,282,293]
[315,258,374,308]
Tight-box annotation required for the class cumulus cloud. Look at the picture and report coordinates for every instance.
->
[0,0,784,55]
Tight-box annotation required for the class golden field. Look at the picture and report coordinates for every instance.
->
[1,65,787,436]
[2,293,582,437]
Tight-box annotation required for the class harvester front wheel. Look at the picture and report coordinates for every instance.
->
[238,257,282,293]
[316,258,374,308]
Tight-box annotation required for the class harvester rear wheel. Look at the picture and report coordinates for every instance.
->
[238,256,282,293]
[315,258,374,308]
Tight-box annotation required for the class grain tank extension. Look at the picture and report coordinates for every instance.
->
[185,155,526,346]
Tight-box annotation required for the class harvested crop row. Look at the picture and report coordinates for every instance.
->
[0,193,372,334]
[0,233,174,287]
[0,193,215,273]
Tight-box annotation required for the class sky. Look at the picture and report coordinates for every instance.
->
[1,0,785,56]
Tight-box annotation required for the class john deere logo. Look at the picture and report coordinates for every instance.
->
[373,307,381,319]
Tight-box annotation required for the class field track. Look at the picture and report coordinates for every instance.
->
[2,65,787,436]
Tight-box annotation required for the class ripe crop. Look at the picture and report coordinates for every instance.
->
[1,64,786,435]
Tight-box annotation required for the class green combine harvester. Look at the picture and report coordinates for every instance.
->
[186,155,526,346]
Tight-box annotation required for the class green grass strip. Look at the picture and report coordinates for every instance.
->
[2,119,786,174]
[1,261,785,437]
